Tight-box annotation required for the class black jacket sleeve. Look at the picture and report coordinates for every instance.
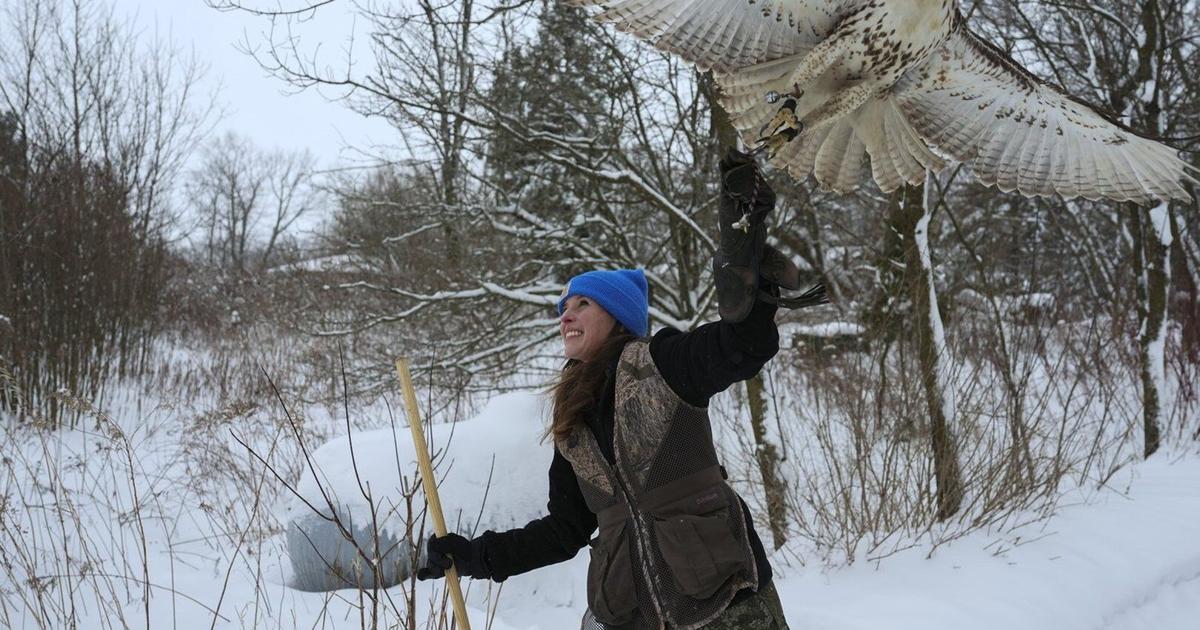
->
[476,447,598,581]
[649,296,779,408]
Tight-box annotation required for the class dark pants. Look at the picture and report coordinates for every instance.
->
[701,582,790,629]
[581,582,791,630]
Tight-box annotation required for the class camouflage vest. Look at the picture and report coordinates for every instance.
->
[556,340,758,630]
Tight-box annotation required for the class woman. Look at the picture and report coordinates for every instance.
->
[418,158,791,630]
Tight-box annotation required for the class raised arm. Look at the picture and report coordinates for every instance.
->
[649,295,779,408]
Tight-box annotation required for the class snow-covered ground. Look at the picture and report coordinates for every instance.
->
[298,393,1200,630]
[2,378,1197,629]
[269,404,1200,630]
[778,454,1200,630]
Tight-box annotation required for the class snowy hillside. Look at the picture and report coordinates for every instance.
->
[298,393,1200,630]
[3,381,1196,630]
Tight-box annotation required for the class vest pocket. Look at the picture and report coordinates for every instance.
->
[653,489,744,600]
[587,520,638,625]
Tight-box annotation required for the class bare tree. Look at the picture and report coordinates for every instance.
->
[974,0,1200,455]
[215,1,727,389]
[0,0,212,424]
[190,132,319,274]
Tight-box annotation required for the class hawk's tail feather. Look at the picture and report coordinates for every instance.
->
[719,70,870,194]
[721,64,943,196]
[886,102,946,178]
[849,99,942,193]
[765,282,830,310]
[811,122,865,193]
[855,106,905,192]
[777,122,835,186]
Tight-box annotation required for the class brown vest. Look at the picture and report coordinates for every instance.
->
[556,340,758,630]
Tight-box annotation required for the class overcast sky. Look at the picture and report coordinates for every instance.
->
[114,0,394,171]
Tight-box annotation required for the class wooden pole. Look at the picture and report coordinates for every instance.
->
[395,358,471,630]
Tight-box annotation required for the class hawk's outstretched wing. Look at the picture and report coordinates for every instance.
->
[895,29,1198,204]
[563,0,854,72]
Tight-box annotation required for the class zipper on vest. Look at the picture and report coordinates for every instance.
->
[608,343,667,628]
[611,465,667,630]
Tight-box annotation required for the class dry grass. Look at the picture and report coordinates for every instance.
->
[714,311,1170,568]
[0,325,485,629]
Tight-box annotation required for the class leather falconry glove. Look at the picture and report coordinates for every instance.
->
[416,533,489,581]
[713,149,828,321]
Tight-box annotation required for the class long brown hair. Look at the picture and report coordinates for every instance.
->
[546,325,634,442]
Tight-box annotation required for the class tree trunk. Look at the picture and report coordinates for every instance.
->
[896,175,963,521]
[1130,202,1171,458]
[1129,0,1171,458]
[746,371,789,549]
[1168,208,1198,366]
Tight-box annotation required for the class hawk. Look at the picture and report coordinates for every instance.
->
[564,0,1198,205]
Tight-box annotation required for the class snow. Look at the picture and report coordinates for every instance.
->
[777,455,1200,630]
[298,428,1200,630]
[290,392,554,542]
[1016,292,1056,310]
[1148,203,1173,249]
[1148,322,1169,437]
[268,254,359,274]
[1144,201,1174,439]
[3,355,1198,630]
[779,321,865,340]
[480,281,562,307]
[292,394,1200,630]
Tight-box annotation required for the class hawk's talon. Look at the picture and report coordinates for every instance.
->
[753,120,805,160]
[758,100,798,137]
[756,97,801,154]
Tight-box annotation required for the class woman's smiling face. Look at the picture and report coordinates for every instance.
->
[559,295,617,362]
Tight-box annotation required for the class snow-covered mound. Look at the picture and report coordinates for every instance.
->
[292,391,553,535]
[436,452,1200,630]
[283,392,556,589]
[293,434,1200,630]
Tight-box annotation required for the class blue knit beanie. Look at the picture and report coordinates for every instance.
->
[556,269,649,337]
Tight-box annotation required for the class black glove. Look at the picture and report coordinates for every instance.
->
[721,149,776,212]
[714,149,828,316]
[714,149,775,322]
[416,533,490,580]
